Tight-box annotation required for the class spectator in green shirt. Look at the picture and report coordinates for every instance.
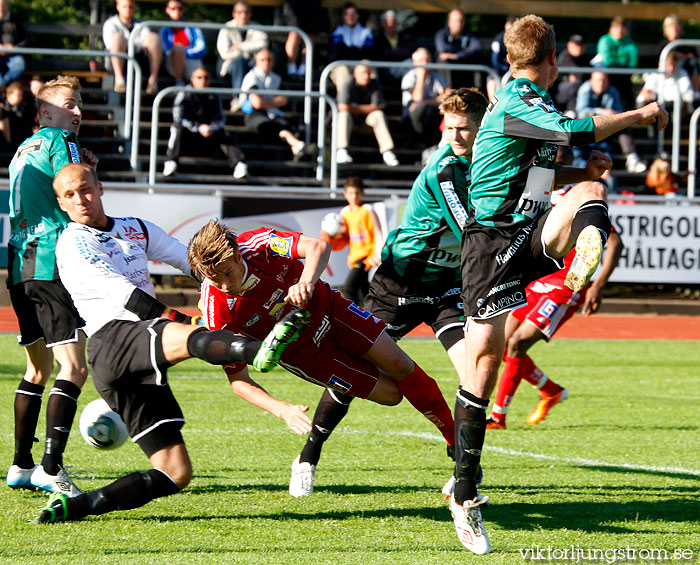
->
[595,17,639,107]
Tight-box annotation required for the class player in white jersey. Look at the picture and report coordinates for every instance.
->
[35,164,307,524]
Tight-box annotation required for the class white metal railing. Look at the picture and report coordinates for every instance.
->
[148,86,338,191]
[686,105,700,198]
[127,20,314,164]
[316,60,501,180]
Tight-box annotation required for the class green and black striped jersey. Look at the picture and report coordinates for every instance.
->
[469,78,596,228]
[381,144,469,286]
[8,127,82,284]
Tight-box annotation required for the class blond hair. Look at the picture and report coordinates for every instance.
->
[36,75,81,118]
[439,87,488,122]
[504,15,555,72]
[188,220,240,279]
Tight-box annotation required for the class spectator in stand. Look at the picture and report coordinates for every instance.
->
[374,10,416,82]
[576,71,646,174]
[330,2,374,89]
[159,0,207,86]
[434,9,482,88]
[103,0,162,94]
[555,34,590,117]
[0,81,36,152]
[595,17,638,107]
[657,14,699,95]
[0,0,26,87]
[401,48,449,149]
[239,49,315,162]
[281,0,326,78]
[486,15,516,100]
[163,67,248,179]
[217,0,268,100]
[636,50,695,114]
[336,63,399,167]
[646,153,681,195]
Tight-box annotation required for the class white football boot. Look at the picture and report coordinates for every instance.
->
[449,494,491,554]
[289,456,316,497]
[30,465,84,497]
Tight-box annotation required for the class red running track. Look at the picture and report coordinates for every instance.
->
[0,307,697,340]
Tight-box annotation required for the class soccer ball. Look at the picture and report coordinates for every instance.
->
[321,212,345,237]
[79,399,128,450]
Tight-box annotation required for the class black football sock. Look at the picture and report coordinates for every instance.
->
[13,380,44,469]
[453,387,488,505]
[299,389,353,466]
[69,469,180,518]
[187,328,259,365]
[41,380,81,475]
[571,200,611,246]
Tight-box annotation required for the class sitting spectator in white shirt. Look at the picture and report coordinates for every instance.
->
[637,50,695,113]
[102,0,162,94]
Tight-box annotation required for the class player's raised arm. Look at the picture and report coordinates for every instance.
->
[224,364,312,435]
[285,234,330,306]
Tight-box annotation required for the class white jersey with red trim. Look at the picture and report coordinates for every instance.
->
[56,216,192,336]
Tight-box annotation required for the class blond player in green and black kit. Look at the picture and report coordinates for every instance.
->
[448,15,669,555]
[288,89,490,500]
[5,76,99,498]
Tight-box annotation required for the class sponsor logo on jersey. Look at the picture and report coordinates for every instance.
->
[348,302,371,319]
[495,224,533,266]
[269,302,286,319]
[226,298,236,310]
[427,248,460,268]
[122,225,146,240]
[67,141,81,163]
[438,155,458,168]
[328,375,352,394]
[313,315,331,345]
[439,181,468,229]
[486,280,520,298]
[269,235,293,257]
[123,254,137,264]
[263,288,284,309]
[538,299,558,320]
[477,291,525,317]
[240,275,260,294]
[526,96,558,113]
[517,84,531,95]
[14,139,43,160]
[244,314,261,327]
[276,264,289,282]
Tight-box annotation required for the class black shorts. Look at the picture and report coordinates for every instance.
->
[88,318,184,457]
[363,265,465,350]
[8,280,85,347]
[244,111,290,139]
[461,209,564,320]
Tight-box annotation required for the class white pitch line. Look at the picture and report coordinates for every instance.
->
[340,428,700,477]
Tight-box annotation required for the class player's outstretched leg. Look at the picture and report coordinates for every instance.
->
[35,468,181,524]
[253,309,311,373]
[290,388,353,497]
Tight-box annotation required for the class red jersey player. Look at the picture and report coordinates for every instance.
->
[187,220,456,448]
[487,228,622,429]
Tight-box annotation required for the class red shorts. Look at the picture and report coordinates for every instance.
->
[511,279,588,340]
[281,288,386,399]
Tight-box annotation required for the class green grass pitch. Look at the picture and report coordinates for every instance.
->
[0,336,698,564]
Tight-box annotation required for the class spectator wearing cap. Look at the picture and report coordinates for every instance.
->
[555,34,590,116]
[160,0,207,85]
